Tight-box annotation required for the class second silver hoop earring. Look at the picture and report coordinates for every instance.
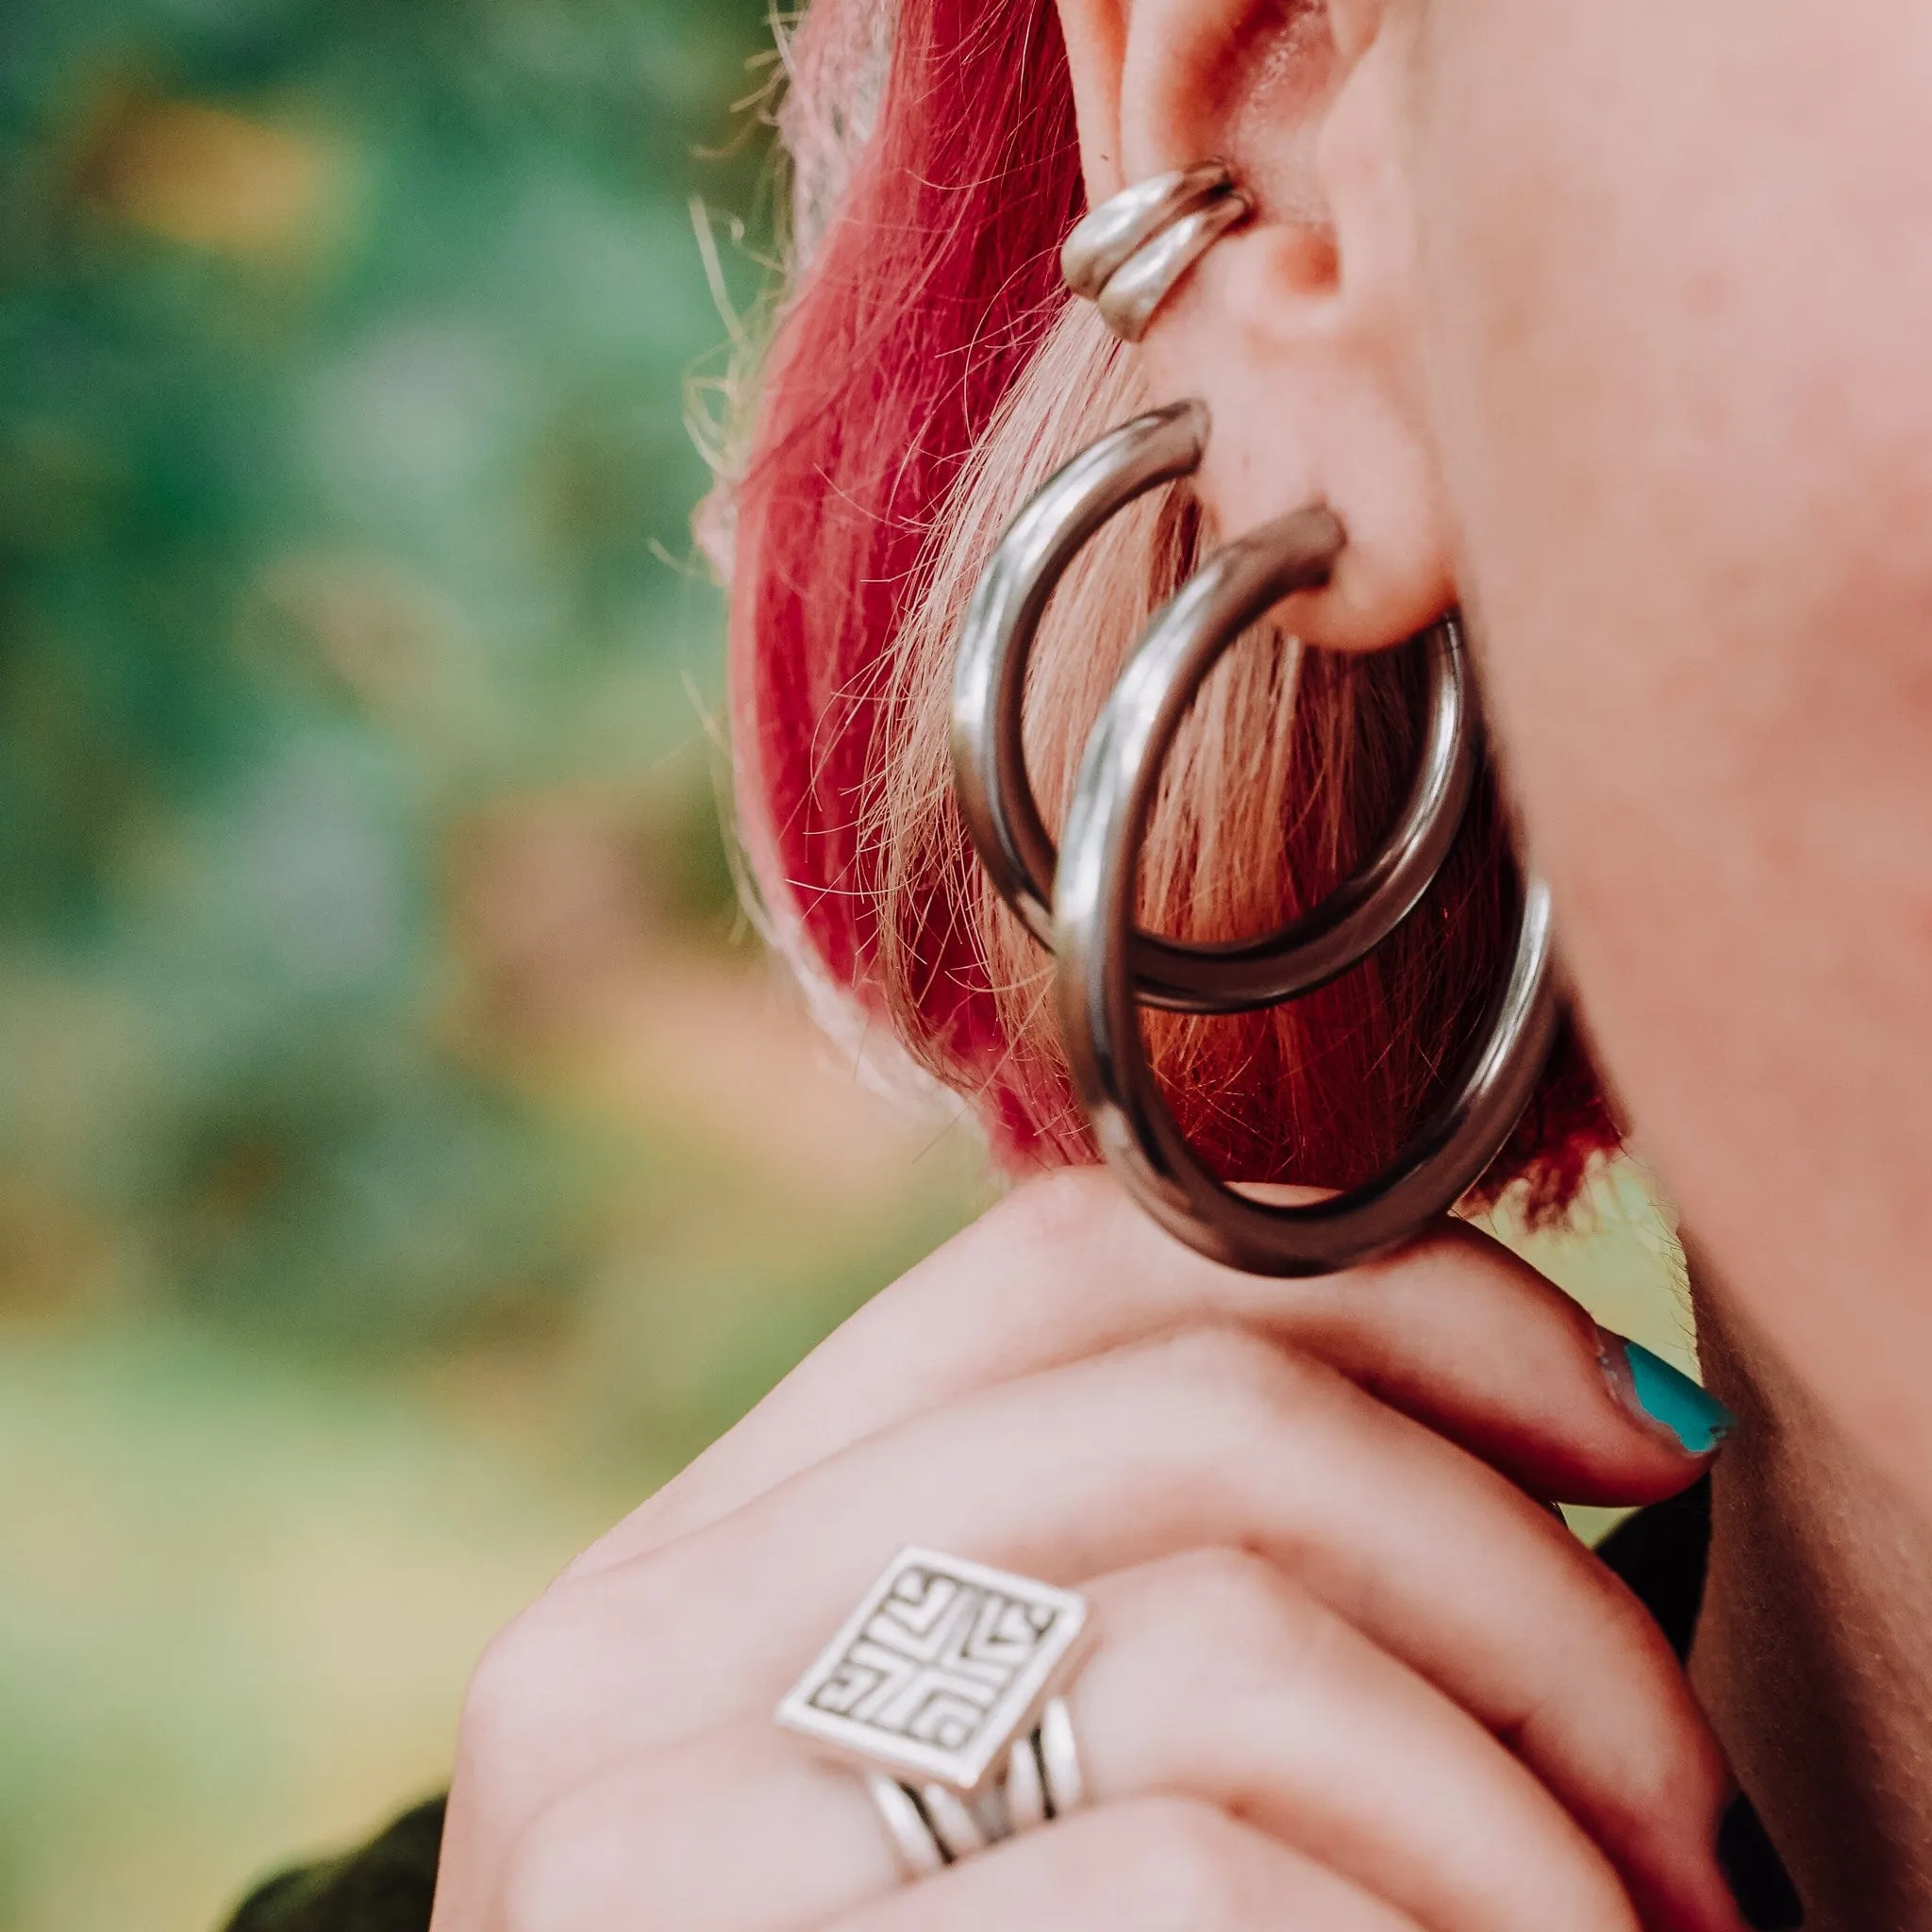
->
[950,405,1558,1277]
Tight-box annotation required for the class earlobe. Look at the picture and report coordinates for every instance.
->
[1142,211,1454,654]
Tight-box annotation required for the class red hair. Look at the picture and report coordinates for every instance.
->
[725,0,1616,1216]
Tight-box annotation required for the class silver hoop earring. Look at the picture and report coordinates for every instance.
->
[950,406,1558,1277]
[954,400,1479,1015]
[1061,164,1252,342]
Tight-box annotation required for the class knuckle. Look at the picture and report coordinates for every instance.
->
[1111,1546,1346,1705]
[1609,1693,1732,1826]
[458,1592,575,1758]
[995,1164,1118,1255]
[1094,1796,1261,1926]
[1152,1321,1317,1415]
[1102,1326,1333,1524]
[1137,1544,1295,1645]
[498,1784,610,1932]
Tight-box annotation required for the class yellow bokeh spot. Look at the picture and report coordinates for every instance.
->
[88,99,334,255]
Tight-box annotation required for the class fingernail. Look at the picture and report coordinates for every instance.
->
[1595,1329,1737,1457]
[1718,1793,1805,1928]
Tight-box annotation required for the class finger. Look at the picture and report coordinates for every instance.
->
[500,1554,1644,1932]
[472,1333,1735,1929]
[822,1801,1427,1932]
[589,1171,1715,1570]
[1078,1551,1736,1932]
[508,1788,1422,1932]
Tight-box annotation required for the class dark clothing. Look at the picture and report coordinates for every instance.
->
[225,1795,445,1932]
[1594,1473,1712,1664]
[222,1483,1717,1931]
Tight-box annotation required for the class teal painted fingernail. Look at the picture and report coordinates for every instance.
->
[1597,1331,1737,1457]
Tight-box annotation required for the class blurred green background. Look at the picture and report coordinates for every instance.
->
[0,5,994,1927]
[0,6,1694,1929]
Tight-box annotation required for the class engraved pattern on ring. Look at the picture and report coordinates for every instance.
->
[777,1549,1091,1793]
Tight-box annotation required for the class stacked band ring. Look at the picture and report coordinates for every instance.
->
[777,1549,1093,1879]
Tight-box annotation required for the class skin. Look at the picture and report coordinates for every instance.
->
[1695,1293,1932,1927]
[432,1180,1753,1932]
[1062,0,1932,1920]
[431,0,1932,1924]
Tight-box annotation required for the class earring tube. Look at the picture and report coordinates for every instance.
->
[953,400,1210,957]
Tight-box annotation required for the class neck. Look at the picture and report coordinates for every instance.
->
[1692,1283,1932,1932]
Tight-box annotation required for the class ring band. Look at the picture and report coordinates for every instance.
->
[1060,162,1235,300]
[1006,1727,1048,1832]
[866,1774,947,1879]
[861,1696,1087,1874]
[1037,1694,1087,1815]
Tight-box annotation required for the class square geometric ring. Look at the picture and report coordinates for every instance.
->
[776,1547,1092,1796]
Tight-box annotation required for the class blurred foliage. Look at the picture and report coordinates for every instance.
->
[0,8,986,1928]
[0,0,776,1347]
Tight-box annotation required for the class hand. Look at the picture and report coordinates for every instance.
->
[429,1168,1749,1932]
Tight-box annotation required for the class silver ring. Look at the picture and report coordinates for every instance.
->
[1063,164,1254,342]
[866,1775,948,1878]
[952,401,1480,1016]
[779,1551,1094,1878]
[1037,1695,1088,1815]
[918,1783,996,1860]
[863,1695,1085,1874]
[1052,505,1560,1277]
[1004,1727,1048,1832]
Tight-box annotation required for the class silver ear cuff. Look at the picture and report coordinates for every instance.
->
[1061,163,1251,342]
[950,398,1557,1276]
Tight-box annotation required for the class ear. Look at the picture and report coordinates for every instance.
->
[1055,0,1454,652]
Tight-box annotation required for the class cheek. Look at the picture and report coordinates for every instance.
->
[1408,0,1932,1490]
